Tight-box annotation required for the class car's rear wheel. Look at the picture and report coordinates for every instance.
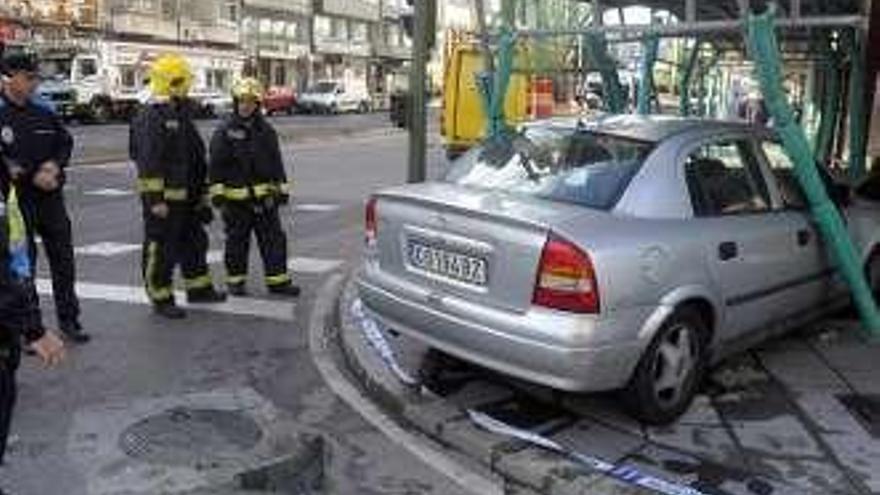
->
[622,308,707,425]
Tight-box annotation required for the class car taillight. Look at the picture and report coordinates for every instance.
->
[365,197,378,247]
[533,233,599,314]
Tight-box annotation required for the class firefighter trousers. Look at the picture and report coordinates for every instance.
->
[21,190,80,325]
[0,342,20,465]
[142,202,213,305]
[222,201,289,288]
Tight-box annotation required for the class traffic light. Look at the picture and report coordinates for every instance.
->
[402,0,437,50]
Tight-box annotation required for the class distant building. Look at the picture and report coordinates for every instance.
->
[241,0,311,90]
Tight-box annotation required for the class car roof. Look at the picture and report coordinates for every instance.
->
[525,114,760,143]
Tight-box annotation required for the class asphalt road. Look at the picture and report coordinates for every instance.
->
[2,129,459,494]
[67,111,438,165]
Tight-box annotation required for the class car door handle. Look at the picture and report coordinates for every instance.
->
[719,241,738,261]
[797,229,811,246]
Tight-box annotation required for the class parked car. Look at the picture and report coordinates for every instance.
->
[357,115,880,424]
[263,86,297,115]
[196,90,234,118]
[298,80,371,114]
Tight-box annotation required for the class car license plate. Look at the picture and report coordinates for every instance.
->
[406,240,488,286]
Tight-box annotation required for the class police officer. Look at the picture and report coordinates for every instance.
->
[209,78,300,297]
[0,49,89,343]
[130,54,226,319]
[0,161,65,470]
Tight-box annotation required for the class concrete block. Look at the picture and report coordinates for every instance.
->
[440,417,523,468]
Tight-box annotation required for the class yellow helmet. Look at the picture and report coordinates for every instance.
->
[232,77,264,102]
[149,53,193,98]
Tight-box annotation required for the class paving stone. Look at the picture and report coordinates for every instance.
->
[794,392,880,493]
[552,419,646,464]
[559,394,646,439]
[495,446,592,493]
[810,327,880,375]
[754,338,849,393]
[550,475,655,495]
[728,415,824,458]
[401,398,466,437]
[674,395,725,427]
[749,456,856,495]
[646,424,747,470]
[440,417,524,468]
[622,445,799,495]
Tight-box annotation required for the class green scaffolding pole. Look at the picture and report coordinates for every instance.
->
[746,6,880,339]
[584,33,627,114]
[637,33,659,115]
[679,41,700,116]
[815,34,843,165]
[479,26,517,139]
[848,32,868,182]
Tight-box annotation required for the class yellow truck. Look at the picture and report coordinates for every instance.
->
[441,40,532,159]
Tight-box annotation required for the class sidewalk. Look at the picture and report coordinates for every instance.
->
[336,276,880,495]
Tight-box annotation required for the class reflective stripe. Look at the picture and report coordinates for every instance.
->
[145,241,172,302]
[184,274,213,290]
[252,183,278,198]
[137,178,165,193]
[209,183,225,198]
[226,275,247,285]
[6,186,31,279]
[265,273,291,287]
[279,181,293,195]
[224,187,250,201]
[163,188,188,201]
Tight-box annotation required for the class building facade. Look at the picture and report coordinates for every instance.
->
[241,0,311,91]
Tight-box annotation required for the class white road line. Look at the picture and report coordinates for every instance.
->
[295,203,340,213]
[35,279,295,322]
[74,242,141,257]
[84,188,133,197]
[206,250,344,274]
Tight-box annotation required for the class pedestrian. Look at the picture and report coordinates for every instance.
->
[0,159,65,477]
[209,77,300,298]
[130,53,226,319]
[0,48,89,343]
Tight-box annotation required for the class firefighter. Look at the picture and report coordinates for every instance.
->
[209,77,300,297]
[130,54,226,319]
[0,163,65,469]
[0,49,90,343]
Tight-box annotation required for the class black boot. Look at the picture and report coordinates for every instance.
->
[228,284,248,297]
[187,287,227,304]
[268,283,301,298]
[154,301,187,319]
[60,320,91,344]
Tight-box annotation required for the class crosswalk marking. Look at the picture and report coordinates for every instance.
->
[206,250,344,274]
[74,242,141,257]
[35,279,295,322]
[295,203,340,213]
[84,188,134,197]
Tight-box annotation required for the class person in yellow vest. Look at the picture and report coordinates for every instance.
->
[209,78,299,297]
[129,54,226,319]
[0,166,65,471]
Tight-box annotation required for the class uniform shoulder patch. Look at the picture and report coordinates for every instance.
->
[226,128,247,140]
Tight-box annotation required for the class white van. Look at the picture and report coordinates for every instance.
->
[297,79,371,114]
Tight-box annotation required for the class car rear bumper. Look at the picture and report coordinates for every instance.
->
[356,272,648,392]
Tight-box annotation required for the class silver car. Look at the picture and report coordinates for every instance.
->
[357,115,880,424]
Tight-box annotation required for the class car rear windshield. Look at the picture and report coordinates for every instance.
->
[444,127,653,210]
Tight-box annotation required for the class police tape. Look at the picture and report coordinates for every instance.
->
[467,410,710,495]
[350,298,421,387]
[350,299,710,495]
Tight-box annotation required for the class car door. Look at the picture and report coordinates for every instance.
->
[683,137,809,340]
[756,140,835,305]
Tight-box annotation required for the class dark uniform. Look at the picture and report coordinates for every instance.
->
[130,99,224,314]
[0,169,44,464]
[0,86,82,337]
[209,112,297,295]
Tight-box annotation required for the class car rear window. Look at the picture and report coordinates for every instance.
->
[444,127,653,210]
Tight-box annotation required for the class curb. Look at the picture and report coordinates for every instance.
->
[332,274,655,495]
[307,273,515,495]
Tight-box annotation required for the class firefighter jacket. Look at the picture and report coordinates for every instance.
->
[208,113,289,203]
[0,169,44,347]
[130,100,209,206]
